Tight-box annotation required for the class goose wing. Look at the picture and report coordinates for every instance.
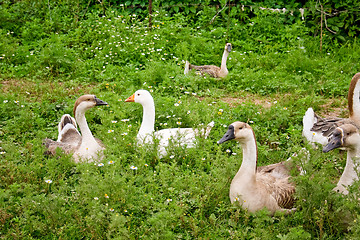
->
[257,174,295,209]
[43,138,78,155]
[58,124,82,148]
[189,64,220,78]
[257,161,293,179]
[303,108,357,145]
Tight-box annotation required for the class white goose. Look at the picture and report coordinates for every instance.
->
[125,90,214,157]
[323,123,360,194]
[184,43,232,78]
[44,95,108,162]
[218,121,296,214]
[303,72,360,145]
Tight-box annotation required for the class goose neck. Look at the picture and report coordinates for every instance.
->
[235,136,258,180]
[75,110,96,142]
[348,73,360,122]
[220,49,229,70]
[139,100,155,136]
[338,148,360,187]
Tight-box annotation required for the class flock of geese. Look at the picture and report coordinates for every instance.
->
[43,43,360,215]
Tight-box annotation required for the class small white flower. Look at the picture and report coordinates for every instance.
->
[110,208,114,212]
[176,121,182,125]
[145,163,148,167]
[249,121,254,123]
[174,103,179,107]
[219,109,224,112]
[128,124,132,128]
[111,120,117,123]
[108,130,114,133]
[98,163,104,167]
[121,119,130,122]
[3,100,8,103]
[94,197,99,200]
[0,151,5,154]
[187,111,191,114]
[232,153,237,155]
[108,161,114,164]
[121,132,128,136]
[130,165,138,170]
[223,124,227,128]
[169,155,175,159]
[226,149,231,153]
[166,198,172,202]
[45,179,52,184]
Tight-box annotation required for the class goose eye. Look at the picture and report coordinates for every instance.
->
[137,93,140,96]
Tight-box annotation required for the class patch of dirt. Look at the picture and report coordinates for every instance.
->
[318,99,347,118]
[1,79,93,102]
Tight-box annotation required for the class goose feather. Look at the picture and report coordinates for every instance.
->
[184,43,232,78]
[303,73,360,145]
[218,121,296,214]
[125,90,214,157]
[323,123,360,194]
[43,95,108,162]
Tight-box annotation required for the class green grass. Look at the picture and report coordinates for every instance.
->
[1,4,360,239]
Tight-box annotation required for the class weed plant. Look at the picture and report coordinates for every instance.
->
[1,3,360,239]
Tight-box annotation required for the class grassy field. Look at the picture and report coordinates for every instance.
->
[1,2,360,239]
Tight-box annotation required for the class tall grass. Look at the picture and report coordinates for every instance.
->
[1,3,360,239]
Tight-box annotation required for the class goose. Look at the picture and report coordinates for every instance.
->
[184,43,232,78]
[43,95,108,162]
[323,123,360,194]
[218,121,296,214]
[125,90,214,157]
[303,72,360,145]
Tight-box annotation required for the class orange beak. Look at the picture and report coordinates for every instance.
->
[125,94,135,102]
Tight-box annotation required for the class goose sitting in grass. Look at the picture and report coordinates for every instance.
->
[303,72,360,146]
[323,123,360,194]
[43,95,108,162]
[184,43,232,78]
[125,90,214,157]
[218,121,296,214]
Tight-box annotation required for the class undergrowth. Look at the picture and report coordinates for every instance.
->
[1,2,360,239]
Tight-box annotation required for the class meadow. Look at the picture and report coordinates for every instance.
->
[1,1,360,239]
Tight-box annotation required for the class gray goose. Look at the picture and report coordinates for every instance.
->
[184,43,232,78]
[44,95,108,162]
[323,123,360,194]
[303,73,360,145]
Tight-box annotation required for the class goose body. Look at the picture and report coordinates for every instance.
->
[125,90,214,157]
[303,73,360,145]
[184,43,232,78]
[218,122,296,214]
[44,95,108,162]
[323,124,360,194]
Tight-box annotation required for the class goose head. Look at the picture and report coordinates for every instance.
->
[125,90,153,105]
[323,124,360,153]
[218,121,253,144]
[225,43,232,53]
[73,95,108,116]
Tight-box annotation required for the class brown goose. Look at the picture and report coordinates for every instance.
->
[43,95,108,162]
[184,43,232,78]
[323,123,360,194]
[303,73,360,145]
[218,121,296,214]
